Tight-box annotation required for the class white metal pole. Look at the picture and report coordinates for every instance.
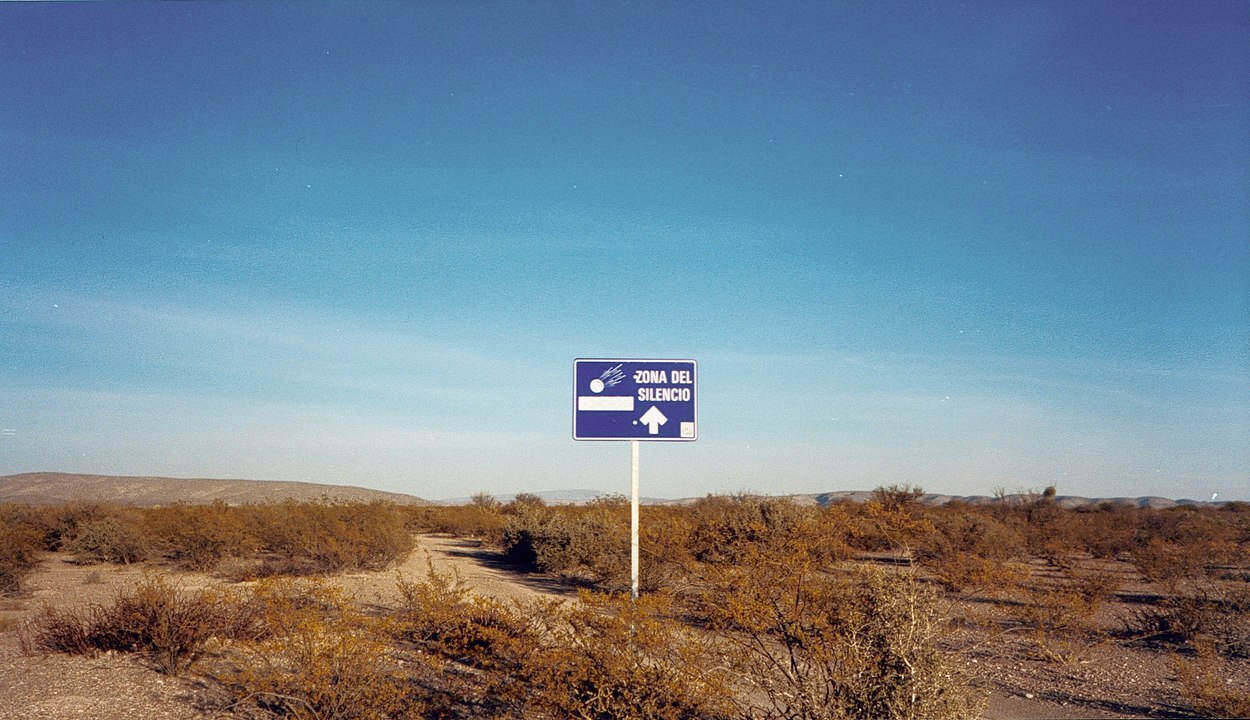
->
[630,439,640,600]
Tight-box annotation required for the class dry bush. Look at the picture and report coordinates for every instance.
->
[498,502,630,588]
[1130,538,1208,590]
[1007,566,1120,664]
[915,510,1025,593]
[394,564,735,718]
[1121,581,1250,659]
[27,573,264,675]
[44,503,116,551]
[1174,646,1250,719]
[700,546,984,720]
[1065,504,1137,559]
[64,512,151,565]
[242,501,414,577]
[394,562,531,669]
[393,563,563,716]
[0,505,44,595]
[853,486,935,554]
[411,498,507,539]
[638,505,700,592]
[520,591,736,720]
[687,494,831,565]
[141,502,260,570]
[224,579,413,720]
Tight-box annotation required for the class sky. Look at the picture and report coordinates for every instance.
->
[2,1,1248,502]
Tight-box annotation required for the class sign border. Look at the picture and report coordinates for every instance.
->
[572,358,698,442]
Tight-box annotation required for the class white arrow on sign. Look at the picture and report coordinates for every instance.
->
[639,405,668,435]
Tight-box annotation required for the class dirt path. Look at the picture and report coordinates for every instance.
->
[333,534,574,608]
[0,536,568,720]
[0,537,1190,720]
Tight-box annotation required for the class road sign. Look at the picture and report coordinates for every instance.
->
[573,359,697,441]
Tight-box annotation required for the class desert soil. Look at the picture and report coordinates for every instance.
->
[0,536,1226,719]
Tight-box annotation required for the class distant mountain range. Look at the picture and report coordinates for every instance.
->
[440,488,1225,510]
[0,472,427,507]
[0,472,1228,510]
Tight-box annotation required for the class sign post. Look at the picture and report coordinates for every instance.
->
[573,359,697,598]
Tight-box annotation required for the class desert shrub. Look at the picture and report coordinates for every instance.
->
[1129,508,1248,587]
[391,565,540,713]
[64,512,151,565]
[1174,647,1250,718]
[1053,504,1133,559]
[871,483,927,511]
[916,511,1025,593]
[687,494,794,564]
[0,505,44,595]
[1122,582,1250,659]
[412,494,507,539]
[638,505,700,592]
[498,502,630,588]
[43,503,115,551]
[244,501,414,577]
[843,485,939,555]
[28,573,265,674]
[1006,566,1121,663]
[393,563,735,719]
[225,578,412,720]
[394,563,531,667]
[686,494,847,567]
[141,502,259,571]
[520,591,736,720]
[700,546,984,720]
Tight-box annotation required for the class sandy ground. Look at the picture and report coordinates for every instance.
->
[0,537,1220,719]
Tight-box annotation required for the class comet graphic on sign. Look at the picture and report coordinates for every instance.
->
[589,364,625,394]
[577,363,634,412]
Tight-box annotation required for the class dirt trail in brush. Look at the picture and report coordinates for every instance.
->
[333,534,573,607]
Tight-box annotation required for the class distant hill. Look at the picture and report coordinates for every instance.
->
[781,490,1222,510]
[0,472,427,507]
[639,490,1224,509]
[438,489,616,506]
[440,488,1225,509]
[5,473,1222,510]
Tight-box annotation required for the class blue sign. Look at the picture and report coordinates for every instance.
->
[573,359,698,441]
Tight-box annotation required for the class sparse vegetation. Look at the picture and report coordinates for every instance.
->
[0,504,45,595]
[701,550,985,720]
[8,490,1249,718]
[223,579,413,720]
[27,573,265,675]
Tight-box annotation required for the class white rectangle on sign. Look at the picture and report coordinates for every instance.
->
[577,395,635,411]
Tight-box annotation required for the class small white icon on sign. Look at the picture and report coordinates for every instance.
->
[680,422,695,438]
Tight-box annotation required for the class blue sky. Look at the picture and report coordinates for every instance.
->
[2,1,1247,501]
